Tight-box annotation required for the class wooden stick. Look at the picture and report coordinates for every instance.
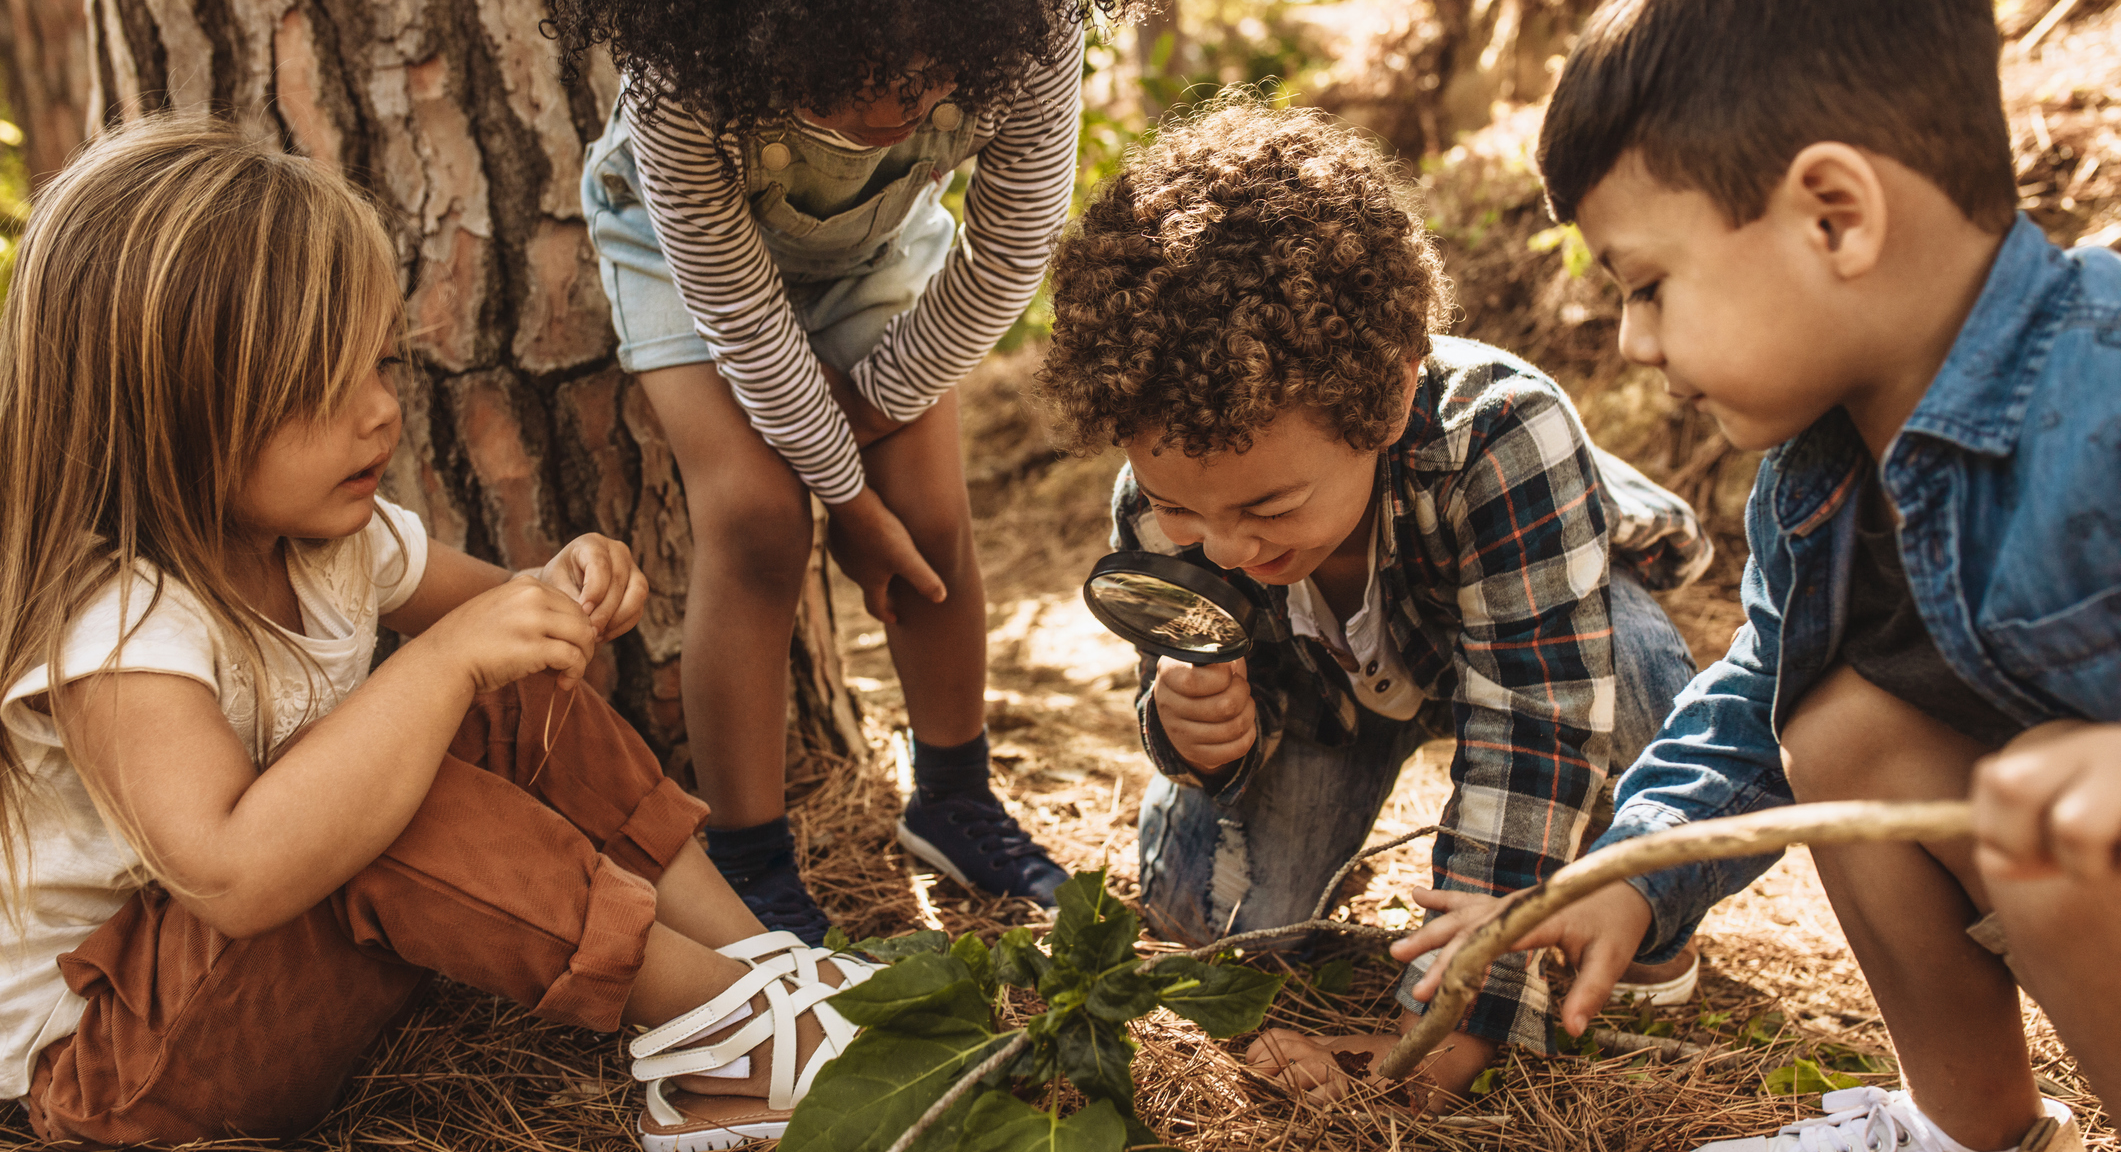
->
[884,1031,1031,1152]
[1589,1028,1750,1069]
[2022,0,2081,52]
[1375,800,1972,1080]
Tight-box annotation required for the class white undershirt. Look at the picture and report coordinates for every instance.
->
[1284,515,1423,721]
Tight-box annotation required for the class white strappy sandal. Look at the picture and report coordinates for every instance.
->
[630,932,880,1152]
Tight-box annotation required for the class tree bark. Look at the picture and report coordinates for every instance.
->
[53,0,864,787]
[2,0,93,187]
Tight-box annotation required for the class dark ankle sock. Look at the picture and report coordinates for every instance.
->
[704,816,795,882]
[911,730,991,800]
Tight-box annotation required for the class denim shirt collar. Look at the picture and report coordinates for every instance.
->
[1768,215,2071,535]
[1898,215,2074,458]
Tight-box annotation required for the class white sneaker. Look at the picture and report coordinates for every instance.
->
[1608,946,1700,1007]
[1692,1088,2080,1152]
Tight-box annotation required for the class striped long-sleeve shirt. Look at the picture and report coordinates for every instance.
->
[625,38,1083,504]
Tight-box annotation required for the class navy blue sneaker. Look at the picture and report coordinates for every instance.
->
[723,853,832,946]
[897,790,1069,906]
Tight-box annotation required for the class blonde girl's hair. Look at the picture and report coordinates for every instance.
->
[0,115,404,910]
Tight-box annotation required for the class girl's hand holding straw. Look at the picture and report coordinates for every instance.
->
[410,575,601,694]
[528,532,648,644]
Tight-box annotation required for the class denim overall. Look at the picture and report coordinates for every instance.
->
[582,95,989,373]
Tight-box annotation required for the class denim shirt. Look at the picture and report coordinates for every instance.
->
[1596,217,2121,962]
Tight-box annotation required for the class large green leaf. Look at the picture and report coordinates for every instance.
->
[994,926,1051,989]
[1151,957,1285,1039]
[1046,870,1120,960]
[953,932,998,1000]
[1064,913,1142,976]
[1083,966,1161,1025]
[828,952,989,1034]
[956,1093,1128,1152]
[850,929,954,962]
[780,1027,1016,1152]
[1055,1012,1136,1111]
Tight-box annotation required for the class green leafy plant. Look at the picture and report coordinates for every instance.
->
[780,870,1285,1152]
[1762,1057,1863,1097]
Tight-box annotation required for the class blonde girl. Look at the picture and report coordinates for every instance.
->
[0,117,870,1151]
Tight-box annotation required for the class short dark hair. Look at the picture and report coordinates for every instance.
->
[1539,0,2016,231]
[1036,97,1450,458]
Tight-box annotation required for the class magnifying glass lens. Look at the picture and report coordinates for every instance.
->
[1081,551,1254,664]
[1086,572,1247,652]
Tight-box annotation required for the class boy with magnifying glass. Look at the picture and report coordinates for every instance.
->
[1034,94,1712,1109]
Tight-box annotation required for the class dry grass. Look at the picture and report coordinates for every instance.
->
[7,11,2120,1146]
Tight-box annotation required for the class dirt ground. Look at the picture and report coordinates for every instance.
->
[806,343,2118,1151]
[4,8,2118,1149]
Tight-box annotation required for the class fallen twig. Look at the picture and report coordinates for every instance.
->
[1136,824,1445,975]
[1589,1028,1749,1069]
[1376,799,1973,1079]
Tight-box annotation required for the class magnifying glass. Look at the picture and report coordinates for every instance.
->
[1081,551,1255,665]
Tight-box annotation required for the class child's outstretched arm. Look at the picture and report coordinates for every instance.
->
[55,569,605,940]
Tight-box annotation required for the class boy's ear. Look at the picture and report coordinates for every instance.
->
[1775,142,1888,280]
[1381,356,1421,442]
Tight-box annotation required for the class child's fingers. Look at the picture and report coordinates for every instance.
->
[1389,913,1473,966]
[1973,749,2080,869]
[2048,770,2121,883]
[1159,658,1237,698]
[604,565,650,640]
[574,544,615,626]
[1400,934,1471,1003]
[1173,729,1255,769]
[862,577,899,626]
[1557,934,1637,1036]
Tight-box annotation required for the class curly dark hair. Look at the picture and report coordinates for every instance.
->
[1036,96,1451,459]
[546,0,1135,141]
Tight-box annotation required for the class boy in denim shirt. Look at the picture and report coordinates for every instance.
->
[1391,1,2121,1148]
[1035,98,1711,1107]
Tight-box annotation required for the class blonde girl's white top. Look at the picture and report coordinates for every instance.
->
[0,499,429,1100]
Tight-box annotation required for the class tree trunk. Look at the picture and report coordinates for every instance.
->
[50,0,864,787]
[2,0,93,187]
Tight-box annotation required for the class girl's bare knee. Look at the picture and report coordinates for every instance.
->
[688,492,813,586]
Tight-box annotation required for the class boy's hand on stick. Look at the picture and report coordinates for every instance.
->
[1153,656,1256,774]
[1974,720,2121,883]
[827,488,947,624]
[536,533,648,642]
[417,574,599,694]
[1394,882,1653,1038]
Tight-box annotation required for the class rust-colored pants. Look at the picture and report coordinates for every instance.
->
[19,675,710,1147]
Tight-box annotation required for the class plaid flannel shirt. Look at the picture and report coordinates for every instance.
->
[1116,336,1710,1051]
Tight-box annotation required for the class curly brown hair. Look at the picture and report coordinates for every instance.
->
[1036,96,1450,458]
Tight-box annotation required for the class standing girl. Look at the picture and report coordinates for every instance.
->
[550,0,1130,940]
[1,118,870,1151]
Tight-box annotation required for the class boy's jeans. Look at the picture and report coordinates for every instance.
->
[1138,571,1698,957]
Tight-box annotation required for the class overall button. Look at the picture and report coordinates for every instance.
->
[760,141,793,172]
[930,102,963,131]
[1364,660,1379,675]
[1374,679,1393,693]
